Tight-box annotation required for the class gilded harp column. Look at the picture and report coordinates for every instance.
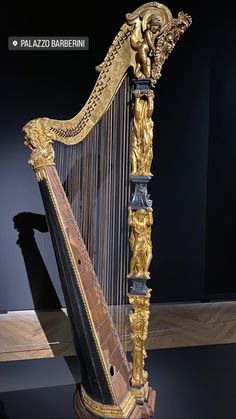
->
[126,4,192,403]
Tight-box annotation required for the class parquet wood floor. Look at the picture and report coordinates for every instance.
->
[1,301,235,361]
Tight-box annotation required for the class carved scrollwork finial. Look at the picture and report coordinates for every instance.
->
[151,11,192,84]
[129,3,192,86]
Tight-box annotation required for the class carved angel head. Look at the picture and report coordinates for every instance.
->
[146,13,163,34]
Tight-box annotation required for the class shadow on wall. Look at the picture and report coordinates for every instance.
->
[13,212,61,309]
[13,212,73,357]
[0,400,9,419]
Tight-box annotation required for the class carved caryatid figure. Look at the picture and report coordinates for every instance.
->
[128,207,153,279]
[130,90,154,176]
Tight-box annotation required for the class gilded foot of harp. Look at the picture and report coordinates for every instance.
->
[74,387,156,419]
[130,388,156,419]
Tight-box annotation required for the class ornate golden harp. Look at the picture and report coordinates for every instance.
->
[23,3,191,418]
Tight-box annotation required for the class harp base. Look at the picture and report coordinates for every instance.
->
[130,387,156,419]
[74,387,156,418]
[74,390,97,419]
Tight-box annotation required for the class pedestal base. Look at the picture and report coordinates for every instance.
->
[74,390,97,418]
[130,388,156,419]
[74,387,156,419]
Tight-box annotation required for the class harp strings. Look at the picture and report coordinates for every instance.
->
[55,75,131,348]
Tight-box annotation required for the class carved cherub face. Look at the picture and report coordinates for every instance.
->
[149,19,160,34]
[147,15,163,34]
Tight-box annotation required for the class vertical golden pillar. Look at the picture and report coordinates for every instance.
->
[127,7,191,403]
[128,289,151,401]
[128,84,154,403]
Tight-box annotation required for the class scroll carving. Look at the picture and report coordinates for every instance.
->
[151,11,192,83]
[130,177,152,209]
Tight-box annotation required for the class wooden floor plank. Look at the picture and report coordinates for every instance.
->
[1,301,236,361]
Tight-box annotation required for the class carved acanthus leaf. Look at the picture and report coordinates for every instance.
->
[151,12,192,85]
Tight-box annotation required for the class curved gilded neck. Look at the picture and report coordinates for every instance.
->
[23,2,191,161]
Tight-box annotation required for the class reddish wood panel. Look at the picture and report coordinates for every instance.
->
[46,166,130,403]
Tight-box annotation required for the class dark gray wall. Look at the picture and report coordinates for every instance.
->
[150,4,210,301]
[0,129,65,309]
[205,18,236,297]
[1,0,236,310]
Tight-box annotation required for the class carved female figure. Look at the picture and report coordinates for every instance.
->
[128,207,153,278]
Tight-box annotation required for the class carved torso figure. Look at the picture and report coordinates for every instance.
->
[128,207,153,278]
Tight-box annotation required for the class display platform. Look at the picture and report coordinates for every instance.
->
[0,344,235,418]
